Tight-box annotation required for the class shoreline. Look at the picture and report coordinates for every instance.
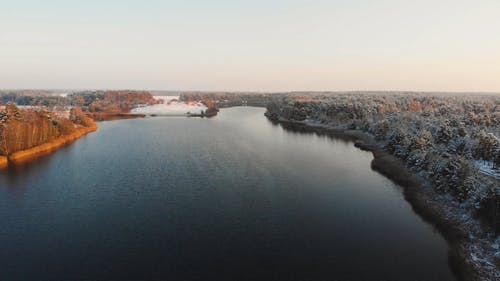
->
[0,156,7,169]
[86,113,146,121]
[4,124,98,166]
[271,117,499,281]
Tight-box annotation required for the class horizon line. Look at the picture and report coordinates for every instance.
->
[1,88,500,95]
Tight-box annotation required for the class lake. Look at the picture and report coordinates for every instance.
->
[0,107,456,281]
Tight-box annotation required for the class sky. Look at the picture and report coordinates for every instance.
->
[1,0,499,92]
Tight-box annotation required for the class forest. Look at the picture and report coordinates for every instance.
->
[0,104,95,156]
[265,93,499,232]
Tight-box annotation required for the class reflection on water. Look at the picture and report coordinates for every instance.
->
[0,138,86,194]
[0,107,456,281]
[0,156,52,195]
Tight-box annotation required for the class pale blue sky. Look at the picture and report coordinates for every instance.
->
[1,0,499,91]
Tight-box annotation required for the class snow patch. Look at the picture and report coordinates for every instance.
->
[132,96,207,116]
[475,160,500,179]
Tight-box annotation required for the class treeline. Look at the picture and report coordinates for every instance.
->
[0,90,158,113]
[0,92,70,107]
[266,93,499,229]
[73,90,158,113]
[0,104,94,156]
[180,92,287,108]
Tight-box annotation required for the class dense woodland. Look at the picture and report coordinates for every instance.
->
[265,93,500,230]
[0,104,94,156]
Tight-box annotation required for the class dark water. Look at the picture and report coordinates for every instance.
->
[0,107,456,281]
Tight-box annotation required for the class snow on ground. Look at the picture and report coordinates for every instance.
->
[153,96,179,102]
[17,105,39,109]
[475,160,500,179]
[131,96,207,116]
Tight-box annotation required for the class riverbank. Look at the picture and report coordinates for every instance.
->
[87,113,146,121]
[270,117,499,281]
[4,124,98,166]
[0,156,7,169]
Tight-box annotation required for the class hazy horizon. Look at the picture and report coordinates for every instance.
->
[2,89,500,95]
[2,0,500,92]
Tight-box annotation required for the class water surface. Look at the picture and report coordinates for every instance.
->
[0,107,455,281]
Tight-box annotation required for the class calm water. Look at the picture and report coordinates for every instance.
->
[0,107,455,281]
